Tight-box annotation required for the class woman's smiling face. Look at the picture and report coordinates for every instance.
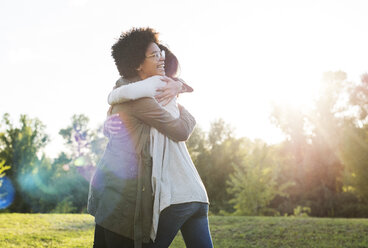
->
[137,42,165,79]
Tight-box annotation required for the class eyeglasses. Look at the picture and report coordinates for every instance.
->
[146,50,165,60]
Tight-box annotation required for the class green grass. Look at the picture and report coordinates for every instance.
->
[0,214,367,247]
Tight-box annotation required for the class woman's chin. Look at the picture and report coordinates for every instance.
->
[156,70,165,76]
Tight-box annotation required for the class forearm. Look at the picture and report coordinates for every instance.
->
[108,76,164,105]
[160,106,196,141]
[131,98,196,142]
[177,104,196,137]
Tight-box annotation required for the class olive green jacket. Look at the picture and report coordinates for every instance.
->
[87,78,196,248]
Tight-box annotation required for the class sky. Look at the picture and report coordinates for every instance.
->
[1,0,368,158]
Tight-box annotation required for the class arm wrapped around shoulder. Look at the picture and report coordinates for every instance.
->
[108,76,165,105]
[131,97,196,142]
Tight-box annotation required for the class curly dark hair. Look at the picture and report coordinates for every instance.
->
[111,27,159,78]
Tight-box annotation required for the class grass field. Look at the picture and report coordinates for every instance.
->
[0,214,367,247]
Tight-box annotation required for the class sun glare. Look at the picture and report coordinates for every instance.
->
[267,74,321,111]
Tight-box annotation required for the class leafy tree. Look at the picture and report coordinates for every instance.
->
[338,73,368,205]
[17,155,59,212]
[269,71,349,217]
[228,140,292,216]
[348,73,368,124]
[0,113,106,213]
[0,160,13,212]
[0,159,11,181]
[186,126,207,163]
[54,114,107,212]
[187,119,250,213]
[0,113,49,212]
[59,114,106,170]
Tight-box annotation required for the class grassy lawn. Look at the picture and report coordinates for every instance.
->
[0,214,367,247]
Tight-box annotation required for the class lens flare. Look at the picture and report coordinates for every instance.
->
[18,171,57,195]
[0,176,15,209]
[62,164,70,171]
[88,120,139,222]
[74,156,87,167]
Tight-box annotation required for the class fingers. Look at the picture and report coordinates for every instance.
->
[156,87,165,92]
[107,113,120,120]
[155,93,163,102]
[106,128,120,135]
[155,91,172,102]
[155,90,169,98]
[106,126,121,135]
[160,76,170,83]
[155,78,180,103]
[104,113,123,135]
[155,92,174,105]
[106,121,122,128]
[161,97,172,106]
[106,121,122,129]
[107,125,122,131]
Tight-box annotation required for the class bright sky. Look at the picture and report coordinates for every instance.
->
[1,0,367,158]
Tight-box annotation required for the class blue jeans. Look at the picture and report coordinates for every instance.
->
[93,202,213,248]
[153,202,213,248]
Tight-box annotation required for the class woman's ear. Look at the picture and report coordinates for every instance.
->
[137,65,142,71]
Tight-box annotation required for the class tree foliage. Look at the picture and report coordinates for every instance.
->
[0,159,11,181]
[0,113,106,213]
[187,119,250,213]
[228,140,293,216]
[52,114,107,213]
[0,114,49,212]
[269,71,368,217]
[338,72,368,205]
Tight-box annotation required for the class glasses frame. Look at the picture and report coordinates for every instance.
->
[146,50,165,60]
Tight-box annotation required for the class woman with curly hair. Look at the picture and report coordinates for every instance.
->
[88,27,212,248]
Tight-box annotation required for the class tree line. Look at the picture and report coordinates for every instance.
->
[1,71,368,217]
